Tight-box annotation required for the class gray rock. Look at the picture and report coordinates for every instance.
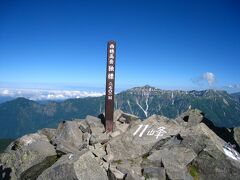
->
[142,166,166,180]
[85,115,107,145]
[114,109,140,126]
[148,146,197,180]
[111,158,143,180]
[90,144,106,159]
[110,131,121,138]
[191,149,240,180]
[51,121,83,154]
[82,132,91,145]
[115,123,129,134]
[37,151,108,180]
[38,128,56,141]
[108,165,126,180]
[90,133,110,145]
[0,133,56,179]
[234,127,240,147]
[86,115,105,132]
[3,110,240,180]
[79,121,91,133]
[179,109,204,126]
[118,117,127,123]
[114,109,124,122]
[107,115,181,160]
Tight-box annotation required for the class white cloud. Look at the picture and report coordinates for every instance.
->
[203,72,216,86]
[223,84,240,92]
[2,89,10,95]
[0,88,104,100]
[192,72,216,87]
[227,84,240,89]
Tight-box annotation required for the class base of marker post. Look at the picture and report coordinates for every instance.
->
[105,120,113,132]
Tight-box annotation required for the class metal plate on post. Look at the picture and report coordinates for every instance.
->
[105,40,116,132]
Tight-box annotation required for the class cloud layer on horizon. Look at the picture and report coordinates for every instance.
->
[0,88,104,100]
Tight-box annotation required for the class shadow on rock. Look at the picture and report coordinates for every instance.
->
[202,117,240,152]
[0,165,12,180]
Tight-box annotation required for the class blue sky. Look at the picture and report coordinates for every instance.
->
[0,0,240,92]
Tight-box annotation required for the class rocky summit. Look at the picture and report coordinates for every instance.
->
[1,109,240,180]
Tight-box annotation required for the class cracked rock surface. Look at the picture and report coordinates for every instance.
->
[1,109,240,180]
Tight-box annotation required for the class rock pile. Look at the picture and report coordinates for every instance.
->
[1,109,240,180]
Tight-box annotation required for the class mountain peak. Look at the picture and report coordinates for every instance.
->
[126,85,160,93]
[1,110,240,180]
[143,85,155,88]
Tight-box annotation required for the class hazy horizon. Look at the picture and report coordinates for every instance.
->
[0,83,239,101]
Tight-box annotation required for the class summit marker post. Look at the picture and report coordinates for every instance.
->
[105,40,116,132]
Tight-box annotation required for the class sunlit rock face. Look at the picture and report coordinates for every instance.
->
[1,109,240,180]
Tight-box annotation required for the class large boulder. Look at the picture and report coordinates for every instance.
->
[0,133,56,179]
[2,109,240,180]
[147,145,196,179]
[38,128,56,141]
[37,150,108,180]
[106,115,181,161]
[191,146,240,180]
[177,109,204,126]
[110,157,144,180]
[114,110,141,127]
[51,121,83,154]
[85,115,109,145]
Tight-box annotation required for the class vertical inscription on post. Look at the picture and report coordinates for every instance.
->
[105,40,116,132]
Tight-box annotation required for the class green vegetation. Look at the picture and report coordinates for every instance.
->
[112,159,122,164]
[142,153,149,160]
[0,139,13,153]
[188,165,199,180]
[143,173,150,179]
[1,87,240,138]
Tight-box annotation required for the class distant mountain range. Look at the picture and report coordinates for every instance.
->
[1,85,240,138]
[0,96,14,104]
[231,92,240,103]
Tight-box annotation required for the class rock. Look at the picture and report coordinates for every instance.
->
[0,133,56,179]
[111,158,144,180]
[86,115,107,145]
[114,109,141,126]
[110,131,121,138]
[108,165,126,180]
[3,110,240,180]
[183,123,240,180]
[86,115,105,132]
[38,128,56,141]
[98,133,111,144]
[142,167,166,180]
[178,109,204,126]
[82,132,91,146]
[148,146,197,180]
[234,127,240,147]
[125,173,145,180]
[114,109,124,122]
[37,151,108,180]
[90,144,106,159]
[51,121,83,154]
[101,161,109,171]
[115,123,129,134]
[107,114,181,160]
[118,117,126,123]
[191,148,240,180]
[79,121,91,133]
[90,133,110,145]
